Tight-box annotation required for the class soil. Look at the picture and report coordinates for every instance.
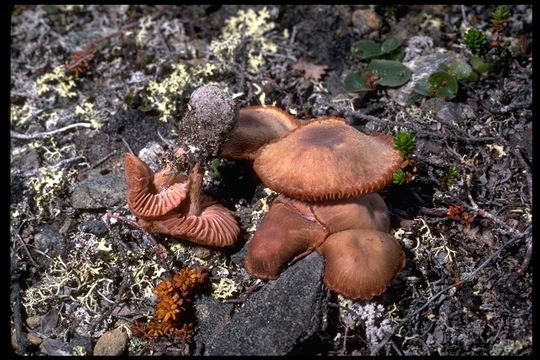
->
[10,5,532,356]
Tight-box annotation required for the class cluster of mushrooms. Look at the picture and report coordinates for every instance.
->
[124,103,406,300]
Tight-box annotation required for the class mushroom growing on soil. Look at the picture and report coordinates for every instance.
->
[221,106,301,160]
[244,117,405,300]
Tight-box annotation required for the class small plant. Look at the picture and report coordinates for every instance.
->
[442,165,460,187]
[463,28,490,58]
[413,60,479,100]
[345,36,411,93]
[392,131,416,186]
[491,5,511,32]
[393,131,416,159]
[392,169,408,185]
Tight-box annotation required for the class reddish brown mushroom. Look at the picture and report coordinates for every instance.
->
[316,228,405,300]
[123,153,241,247]
[123,153,190,219]
[244,116,406,300]
[253,117,404,201]
[140,197,240,247]
[221,106,300,160]
[244,195,327,279]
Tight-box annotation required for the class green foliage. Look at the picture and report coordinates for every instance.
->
[368,60,411,87]
[393,131,416,158]
[345,60,411,92]
[392,169,407,185]
[448,62,478,82]
[491,5,511,28]
[470,54,495,76]
[462,28,490,58]
[443,165,460,186]
[352,36,403,61]
[346,36,410,93]
[344,71,374,92]
[414,71,458,100]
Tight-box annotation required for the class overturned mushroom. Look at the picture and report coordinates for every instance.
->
[123,153,190,219]
[123,152,240,247]
[244,117,405,300]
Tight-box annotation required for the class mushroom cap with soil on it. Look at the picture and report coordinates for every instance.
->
[253,117,404,201]
[220,105,301,160]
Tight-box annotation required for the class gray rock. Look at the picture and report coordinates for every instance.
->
[93,327,128,356]
[71,170,127,210]
[192,295,235,355]
[387,50,467,106]
[39,338,71,356]
[205,252,327,356]
[33,224,65,257]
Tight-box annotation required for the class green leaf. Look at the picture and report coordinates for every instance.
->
[448,62,476,82]
[413,77,434,97]
[344,71,374,92]
[352,40,383,60]
[428,71,458,100]
[381,37,401,54]
[368,59,411,87]
[470,55,494,76]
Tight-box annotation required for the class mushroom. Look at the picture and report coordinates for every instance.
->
[123,153,190,219]
[123,153,240,247]
[140,196,240,247]
[253,117,403,201]
[221,106,300,160]
[243,116,405,300]
[316,228,405,300]
[243,195,327,279]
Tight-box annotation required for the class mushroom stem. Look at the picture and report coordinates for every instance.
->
[187,162,204,217]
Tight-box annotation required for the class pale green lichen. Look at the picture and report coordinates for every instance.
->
[36,65,77,99]
[146,63,191,123]
[75,101,102,129]
[212,277,238,300]
[210,7,278,73]
[10,103,32,125]
[26,167,76,217]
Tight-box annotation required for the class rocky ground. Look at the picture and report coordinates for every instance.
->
[10,5,532,356]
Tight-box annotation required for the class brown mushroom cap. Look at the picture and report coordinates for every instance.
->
[316,228,405,300]
[253,118,404,201]
[123,153,189,219]
[221,106,301,160]
[311,193,390,234]
[244,197,328,279]
[147,201,240,247]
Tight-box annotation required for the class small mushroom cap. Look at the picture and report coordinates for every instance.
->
[244,198,328,279]
[316,228,405,300]
[123,153,189,219]
[221,106,300,160]
[253,118,404,201]
[311,193,390,234]
[147,202,240,247]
